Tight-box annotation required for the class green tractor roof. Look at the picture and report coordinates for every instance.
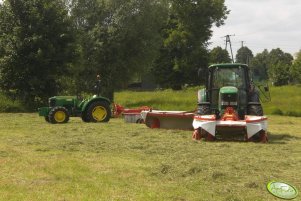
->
[209,63,248,69]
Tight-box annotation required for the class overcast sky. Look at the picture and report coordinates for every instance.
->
[209,0,301,57]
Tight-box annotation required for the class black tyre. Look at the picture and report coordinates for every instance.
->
[86,101,111,123]
[48,107,69,124]
[81,111,90,122]
[45,116,50,122]
[197,104,210,115]
[247,104,263,116]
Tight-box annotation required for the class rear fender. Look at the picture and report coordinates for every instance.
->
[80,96,111,112]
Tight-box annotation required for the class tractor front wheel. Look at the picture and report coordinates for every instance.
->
[45,116,50,122]
[48,107,69,124]
[86,101,111,123]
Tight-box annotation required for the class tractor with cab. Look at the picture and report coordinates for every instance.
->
[193,63,270,142]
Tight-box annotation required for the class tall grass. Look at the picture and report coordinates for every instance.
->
[115,85,301,117]
[115,87,200,111]
[1,85,301,116]
[0,93,24,112]
[262,85,301,117]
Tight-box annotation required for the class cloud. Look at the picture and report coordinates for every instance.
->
[210,0,301,56]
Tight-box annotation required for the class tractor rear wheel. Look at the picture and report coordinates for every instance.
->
[247,105,263,116]
[81,112,90,122]
[48,107,69,124]
[197,104,210,115]
[86,101,111,122]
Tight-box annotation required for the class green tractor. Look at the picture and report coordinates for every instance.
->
[38,75,111,124]
[197,63,267,118]
[193,63,270,141]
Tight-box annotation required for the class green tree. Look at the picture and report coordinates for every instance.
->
[291,50,301,83]
[152,0,229,89]
[70,0,167,100]
[250,49,269,81]
[0,0,76,107]
[235,46,253,64]
[267,48,293,86]
[209,46,231,64]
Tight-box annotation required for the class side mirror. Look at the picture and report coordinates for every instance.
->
[198,67,204,78]
[198,67,208,78]
[264,85,269,92]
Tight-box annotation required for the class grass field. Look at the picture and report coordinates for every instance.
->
[0,113,300,201]
[1,85,301,116]
[115,85,301,116]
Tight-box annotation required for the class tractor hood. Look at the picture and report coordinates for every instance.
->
[219,86,238,111]
[48,96,77,107]
[50,96,76,100]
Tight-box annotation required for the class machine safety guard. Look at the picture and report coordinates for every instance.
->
[193,114,268,141]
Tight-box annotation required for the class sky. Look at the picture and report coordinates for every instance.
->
[209,0,301,57]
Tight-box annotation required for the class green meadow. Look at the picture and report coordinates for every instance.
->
[115,85,301,116]
[0,85,301,200]
[0,114,300,201]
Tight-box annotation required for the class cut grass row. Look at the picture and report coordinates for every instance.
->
[0,113,300,200]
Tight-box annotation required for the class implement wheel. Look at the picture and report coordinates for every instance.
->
[86,101,111,122]
[192,128,215,141]
[49,107,69,124]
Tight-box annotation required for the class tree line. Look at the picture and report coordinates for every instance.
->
[0,0,228,108]
[0,0,300,110]
[209,46,301,86]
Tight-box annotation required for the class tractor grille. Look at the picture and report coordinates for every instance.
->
[49,99,56,107]
[221,94,237,106]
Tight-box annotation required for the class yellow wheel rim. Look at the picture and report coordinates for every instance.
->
[92,106,107,121]
[54,111,66,123]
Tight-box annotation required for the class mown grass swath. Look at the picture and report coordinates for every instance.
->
[0,113,300,200]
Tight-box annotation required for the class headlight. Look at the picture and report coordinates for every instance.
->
[221,101,237,106]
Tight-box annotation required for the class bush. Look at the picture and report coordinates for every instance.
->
[286,111,301,117]
[0,93,25,113]
[271,108,284,115]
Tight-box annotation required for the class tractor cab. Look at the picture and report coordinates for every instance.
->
[208,64,251,118]
[198,63,262,120]
[194,63,269,142]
